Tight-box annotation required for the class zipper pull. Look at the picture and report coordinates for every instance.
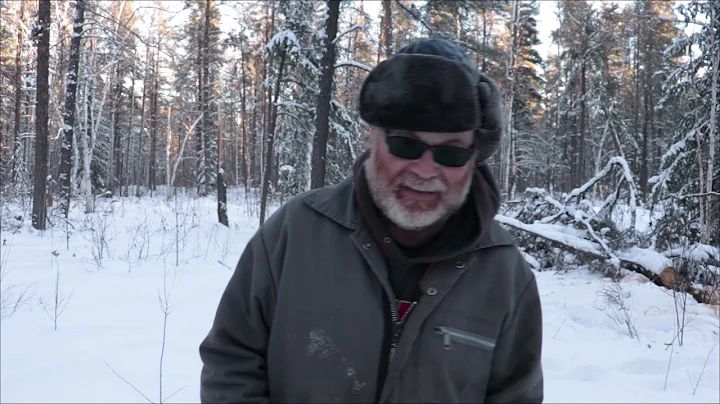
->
[436,326,452,350]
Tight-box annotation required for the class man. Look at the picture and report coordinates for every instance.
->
[199,38,543,403]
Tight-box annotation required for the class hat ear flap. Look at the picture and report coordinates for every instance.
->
[473,74,504,163]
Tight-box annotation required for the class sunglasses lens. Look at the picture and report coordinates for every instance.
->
[433,146,473,167]
[385,135,473,167]
[385,136,427,160]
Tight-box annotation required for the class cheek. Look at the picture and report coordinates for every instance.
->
[376,149,410,182]
[444,166,473,188]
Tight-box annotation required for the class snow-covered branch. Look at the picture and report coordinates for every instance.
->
[332,23,364,45]
[334,60,372,72]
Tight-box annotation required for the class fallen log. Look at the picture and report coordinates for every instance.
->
[496,215,714,304]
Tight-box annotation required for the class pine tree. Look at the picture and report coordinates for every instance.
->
[652,0,719,247]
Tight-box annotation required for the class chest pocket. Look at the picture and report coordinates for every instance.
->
[436,325,496,351]
[412,308,500,401]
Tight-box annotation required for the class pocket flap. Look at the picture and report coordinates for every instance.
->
[436,325,497,350]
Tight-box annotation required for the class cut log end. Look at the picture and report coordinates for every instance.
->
[660,267,679,287]
[693,287,720,306]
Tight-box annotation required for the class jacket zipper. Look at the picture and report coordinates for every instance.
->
[436,326,497,350]
[387,298,417,370]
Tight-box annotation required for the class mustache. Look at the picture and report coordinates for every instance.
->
[397,173,447,193]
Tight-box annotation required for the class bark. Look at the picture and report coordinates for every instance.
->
[217,80,228,226]
[310,0,341,189]
[124,65,135,197]
[504,0,519,199]
[230,61,238,187]
[32,0,51,230]
[60,65,81,205]
[259,48,287,225]
[200,0,213,196]
[82,77,93,212]
[239,40,249,190]
[136,43,150,196]
[168,113,203,200]
[258,2,277,190]
[705,5,717,243]
[578,56,587,188]
[112,67,123,197]
[381,0,393,59]
[149,51,159,194]
[12,0,24,185]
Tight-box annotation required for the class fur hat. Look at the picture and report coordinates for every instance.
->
[358,38,503,162]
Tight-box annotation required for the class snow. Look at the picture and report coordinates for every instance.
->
[2,194,719,403]
[335,60,373,72]
[495,214,604,255]
[265,29,302,55]
[332,23,365,45]
[616,246,672,275]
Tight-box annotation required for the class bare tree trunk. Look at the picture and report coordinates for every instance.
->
[381,0,393,59]
[11,0,25,185]
[258,2,276,191]
[124,64,135,197]
[230,61,238,187]
[136,43,150,197]
[149,51,159,195]
[503,0,519,199]
[200,0,213,197]
[217,80,228,226]
[82,77,94,212]
[239,41,249,190]
[578,57,588,188]
[165,105,172,198]
[310,0,341,189]
[112,70,123,196]
[259,49,287,225]
[58,0,84,216]
[705,5,717,243]
[32,0,51,230]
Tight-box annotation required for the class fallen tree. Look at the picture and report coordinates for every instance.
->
[498,156,719,305]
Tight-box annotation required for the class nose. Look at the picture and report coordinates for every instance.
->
[409,150,438,179]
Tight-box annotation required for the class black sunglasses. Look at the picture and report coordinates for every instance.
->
[384,135,474,167]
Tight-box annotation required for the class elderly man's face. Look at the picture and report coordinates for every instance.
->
[364,127,476,230]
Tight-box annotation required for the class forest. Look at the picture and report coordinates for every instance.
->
[0,0,718,301]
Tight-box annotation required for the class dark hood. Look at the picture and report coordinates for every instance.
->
[351,151,502,264]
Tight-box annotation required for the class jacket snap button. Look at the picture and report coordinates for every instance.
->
[456,261,466,269]
[362,243,371,249]
[426,287,438,296]
[383,237,391,243]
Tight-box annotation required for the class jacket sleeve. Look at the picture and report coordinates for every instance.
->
[485,257,544,403]
[199,227,277,403]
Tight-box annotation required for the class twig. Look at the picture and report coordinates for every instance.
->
[103,357,153,403]
[553,318,566,340]
[689,342,718,395]
[664,345,674,391]
[163,385,188,402]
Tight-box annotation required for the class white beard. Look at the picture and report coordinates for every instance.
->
[364,152,472,231]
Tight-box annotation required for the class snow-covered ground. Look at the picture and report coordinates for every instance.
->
[2,192,719,403]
